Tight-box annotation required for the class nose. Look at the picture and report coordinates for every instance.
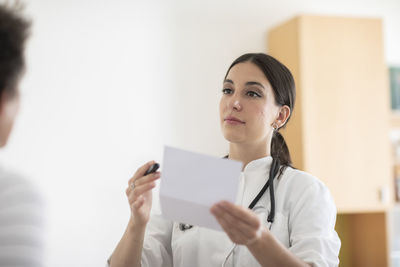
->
[229,98,242,111]
[234,100,241,110]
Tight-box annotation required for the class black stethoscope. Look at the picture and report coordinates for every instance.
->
[247,156,280,224]
[179,156,281,231]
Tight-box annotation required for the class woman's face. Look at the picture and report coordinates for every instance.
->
[219,62,281,145]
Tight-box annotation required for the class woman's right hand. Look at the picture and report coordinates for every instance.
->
[126,161,161,228]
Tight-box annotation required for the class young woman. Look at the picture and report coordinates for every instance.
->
[109,53,341,267]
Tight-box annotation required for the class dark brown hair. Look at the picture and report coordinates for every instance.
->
[0,3,31,101]
[224,53,296,168]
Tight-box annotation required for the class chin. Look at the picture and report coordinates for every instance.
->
[222,130,246,144]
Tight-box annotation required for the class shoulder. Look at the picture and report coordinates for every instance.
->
[0,166,45,211]
[0,166,35,188]
[280,167,331,195]
[277,167,336,213]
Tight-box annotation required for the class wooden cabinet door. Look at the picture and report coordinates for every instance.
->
[269,16,393,212]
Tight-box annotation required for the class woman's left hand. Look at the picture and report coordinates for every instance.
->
[210,201,262,246]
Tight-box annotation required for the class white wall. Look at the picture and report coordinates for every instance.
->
[0,0,399,266]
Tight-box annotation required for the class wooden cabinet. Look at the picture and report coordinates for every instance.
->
[268,15,393,213]
[268,15,394,267]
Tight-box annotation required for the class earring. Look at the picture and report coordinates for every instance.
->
[272,122,279,131]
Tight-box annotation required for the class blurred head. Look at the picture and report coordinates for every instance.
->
[0,3,30,147]
[219,53,295,165]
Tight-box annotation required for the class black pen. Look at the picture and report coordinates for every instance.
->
[144,163,160,176]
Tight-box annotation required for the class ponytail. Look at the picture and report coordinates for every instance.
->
[271,130,292,168]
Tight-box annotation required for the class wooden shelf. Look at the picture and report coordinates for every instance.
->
[268,15,392,213]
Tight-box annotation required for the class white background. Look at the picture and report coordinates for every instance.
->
[0,0,399,266]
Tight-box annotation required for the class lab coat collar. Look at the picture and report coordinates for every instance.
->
[242,156,273,174]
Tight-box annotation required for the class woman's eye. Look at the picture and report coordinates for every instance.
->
[247,91,261,98]
[222,88,233,94]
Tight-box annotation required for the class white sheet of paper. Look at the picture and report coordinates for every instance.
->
[159,146,242,231]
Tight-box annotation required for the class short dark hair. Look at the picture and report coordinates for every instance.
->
[0,3,31,99]
[224,53,296,167]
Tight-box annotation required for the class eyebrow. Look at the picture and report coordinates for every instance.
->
[224,79,265,90]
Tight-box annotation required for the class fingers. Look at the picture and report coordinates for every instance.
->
[128,160,155,185]
[134,172,161,187]
[132,180,157,197]
[127,179,157,203]
[126,172,160,196]
[213,205,256,237]
[211,201,262,245]
[211,203,257,238]
[215,201,260,228]
[214,213,250,244]
[128,161,160,193]
[126,170,160,204]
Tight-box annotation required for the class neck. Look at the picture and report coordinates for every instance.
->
[228,140,271,170]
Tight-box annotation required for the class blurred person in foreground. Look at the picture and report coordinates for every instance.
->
[0,2,45,267]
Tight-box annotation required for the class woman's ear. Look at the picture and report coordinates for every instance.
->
[274,105,291,129]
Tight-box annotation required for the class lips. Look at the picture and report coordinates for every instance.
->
[224,116,245,124]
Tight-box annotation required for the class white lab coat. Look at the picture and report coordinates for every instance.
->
[112,156,341,267]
